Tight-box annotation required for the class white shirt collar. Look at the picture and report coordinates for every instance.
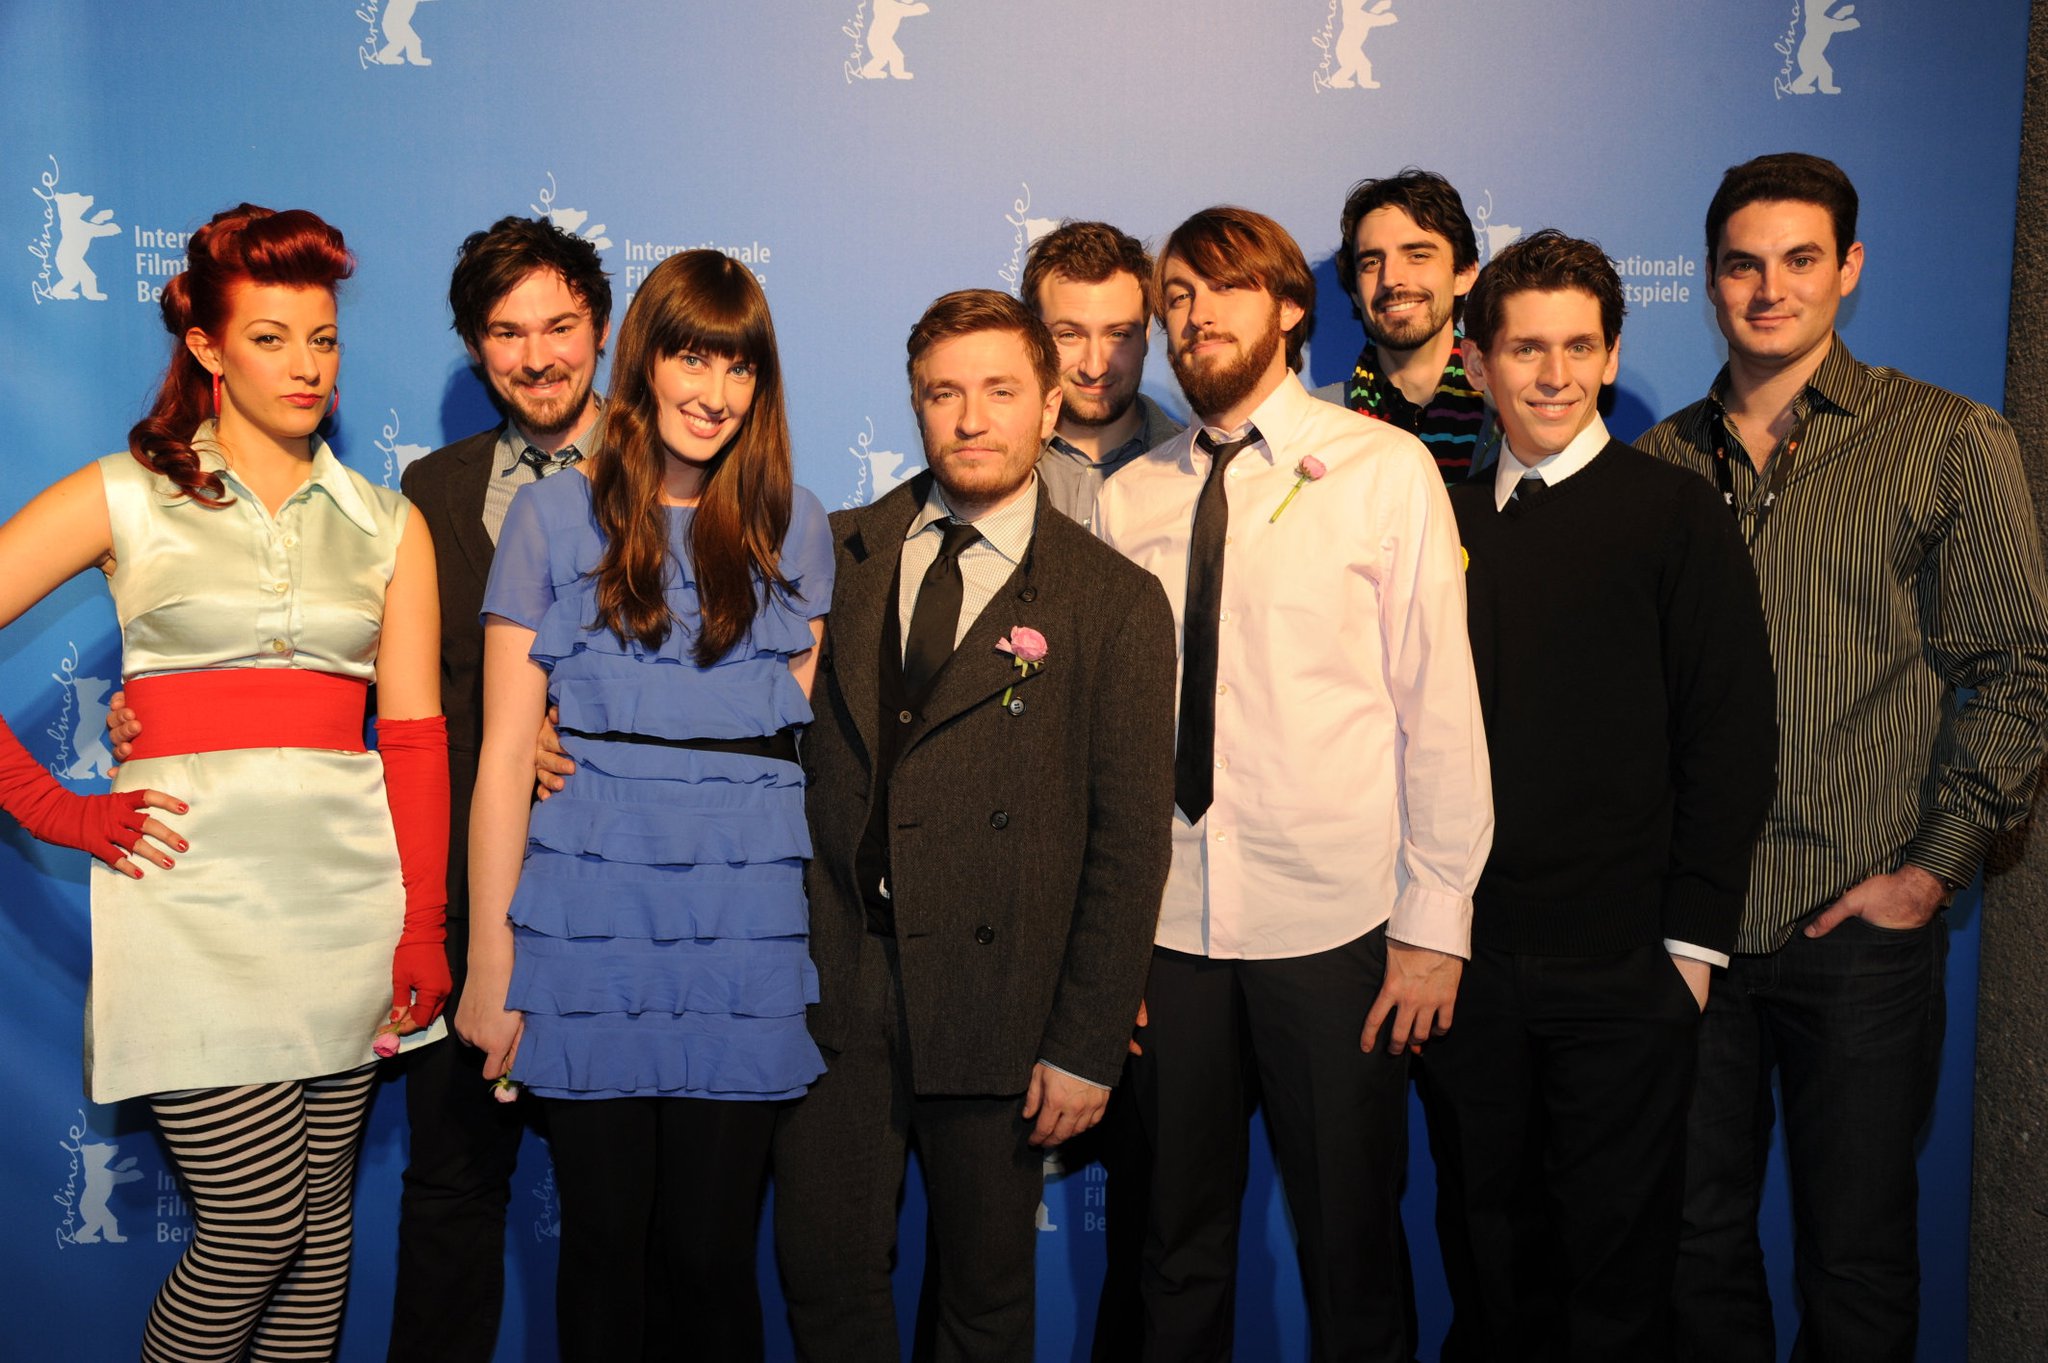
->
[190,421,381,535]
[1491,414,1610,511]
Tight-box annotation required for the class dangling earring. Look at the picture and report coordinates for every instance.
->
[211,371,223,417]
[326,388,341,421]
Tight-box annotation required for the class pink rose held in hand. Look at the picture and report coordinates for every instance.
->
[371,1032,400,1059]
[999,627,1049,663]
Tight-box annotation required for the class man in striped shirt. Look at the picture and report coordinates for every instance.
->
[1313,167,1498,482]
[1638,151,2048,1363]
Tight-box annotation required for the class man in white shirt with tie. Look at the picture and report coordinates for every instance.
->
[1095,205,1493,1363]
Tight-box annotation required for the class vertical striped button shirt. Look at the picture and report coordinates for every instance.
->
[1637,338,2048,952]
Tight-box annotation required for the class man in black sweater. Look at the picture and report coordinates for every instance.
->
[1421,229,1777,1363]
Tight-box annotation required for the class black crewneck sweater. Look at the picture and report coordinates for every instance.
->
[1449,440,1777,956]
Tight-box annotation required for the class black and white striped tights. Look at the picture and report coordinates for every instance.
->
[140,1064,379,1362]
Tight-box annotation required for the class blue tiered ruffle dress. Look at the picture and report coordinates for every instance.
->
[480,472,831,1101]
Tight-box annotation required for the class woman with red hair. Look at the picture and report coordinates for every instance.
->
[0,203,449,1360]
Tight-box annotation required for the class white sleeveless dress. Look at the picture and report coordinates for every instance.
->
[86,428,444,1103]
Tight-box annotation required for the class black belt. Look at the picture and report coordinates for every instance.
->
[555,725,800,765]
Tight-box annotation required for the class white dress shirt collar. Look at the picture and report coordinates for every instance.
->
[1491,414,1610,511]
[1185,370,1317,474]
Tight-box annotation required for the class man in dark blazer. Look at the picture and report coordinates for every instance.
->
[773,289,1177,1363]
[388,217,610,1363]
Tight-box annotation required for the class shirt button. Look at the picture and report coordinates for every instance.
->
[975,925,996,945]
[281,534,298,548]
[1218,609,1230,623]
[267,638,289,654]
[1214,831,1228,842]
[1214,757,1227,770]
[989,811,1009,829]
[898,710,914,724]
[270,581,289,595]
[1216,682,1228,696]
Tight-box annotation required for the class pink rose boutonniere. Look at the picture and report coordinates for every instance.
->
[1269,455,1327,523]
[996,627,1048,709]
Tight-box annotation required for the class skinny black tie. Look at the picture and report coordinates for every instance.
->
[1174,428,1259,823]
[901,518,982,702]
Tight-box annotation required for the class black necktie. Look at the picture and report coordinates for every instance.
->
[1514,473,1551,508]
[901,518,982,702]
[1174,428,1259,823]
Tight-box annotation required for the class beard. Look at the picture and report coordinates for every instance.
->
[1059,378,1140,429]
[499,367,596,438]
[1362,289,1455,352]
[1169,304,1284,423]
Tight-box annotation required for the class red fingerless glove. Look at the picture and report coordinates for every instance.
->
[376,714,452,1028]
[0,715,148,867]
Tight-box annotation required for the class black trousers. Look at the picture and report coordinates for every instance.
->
[774,934,1045,1363]
[546,1093,779,1363]
[1672,915,1947,1363]
[387,924,529,1363]
[1129,929,1415,1363]
[1417,942,1702,1363]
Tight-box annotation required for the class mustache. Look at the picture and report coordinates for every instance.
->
[938,437,1014,457]
[1373,290,1432,310]
[516,367,574,388]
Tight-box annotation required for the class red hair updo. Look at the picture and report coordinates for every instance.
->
[127,204,355,504]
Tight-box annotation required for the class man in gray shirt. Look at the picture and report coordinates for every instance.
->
[1024,221,1183,530]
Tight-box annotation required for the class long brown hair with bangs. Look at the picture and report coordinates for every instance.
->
[588,250,796,665]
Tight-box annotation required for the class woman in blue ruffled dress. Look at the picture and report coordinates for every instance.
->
[457,249,831,1362]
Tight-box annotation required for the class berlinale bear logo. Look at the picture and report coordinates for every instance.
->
[29,157,121,304]
[844,0,931,82]
[1775,0,1861,98]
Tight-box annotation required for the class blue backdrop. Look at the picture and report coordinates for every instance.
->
[2,2,2028,1358]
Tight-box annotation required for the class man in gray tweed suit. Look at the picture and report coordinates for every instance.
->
[772,288,1178,1363]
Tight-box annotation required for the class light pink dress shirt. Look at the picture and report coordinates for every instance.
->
[1095,371,1492,960]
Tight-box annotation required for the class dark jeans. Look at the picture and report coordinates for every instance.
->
[1673,914,1947,1363]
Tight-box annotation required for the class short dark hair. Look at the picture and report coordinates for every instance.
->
[1464,228,1626,353]
[448,215,613,350]
[1156,206,1317,371]
[905,288,1061,397]
[1334,168,1478,319]
[1023,220,1157,320]
[1704,152,1859,268]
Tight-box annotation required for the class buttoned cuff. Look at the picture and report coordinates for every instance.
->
[1038,1059,1110,1091]
[1386,885,1473,960]
[1664,939,1731,970]
[1902,810,1992,895]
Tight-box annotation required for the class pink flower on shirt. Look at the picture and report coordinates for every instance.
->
[1270,457,1327,523]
